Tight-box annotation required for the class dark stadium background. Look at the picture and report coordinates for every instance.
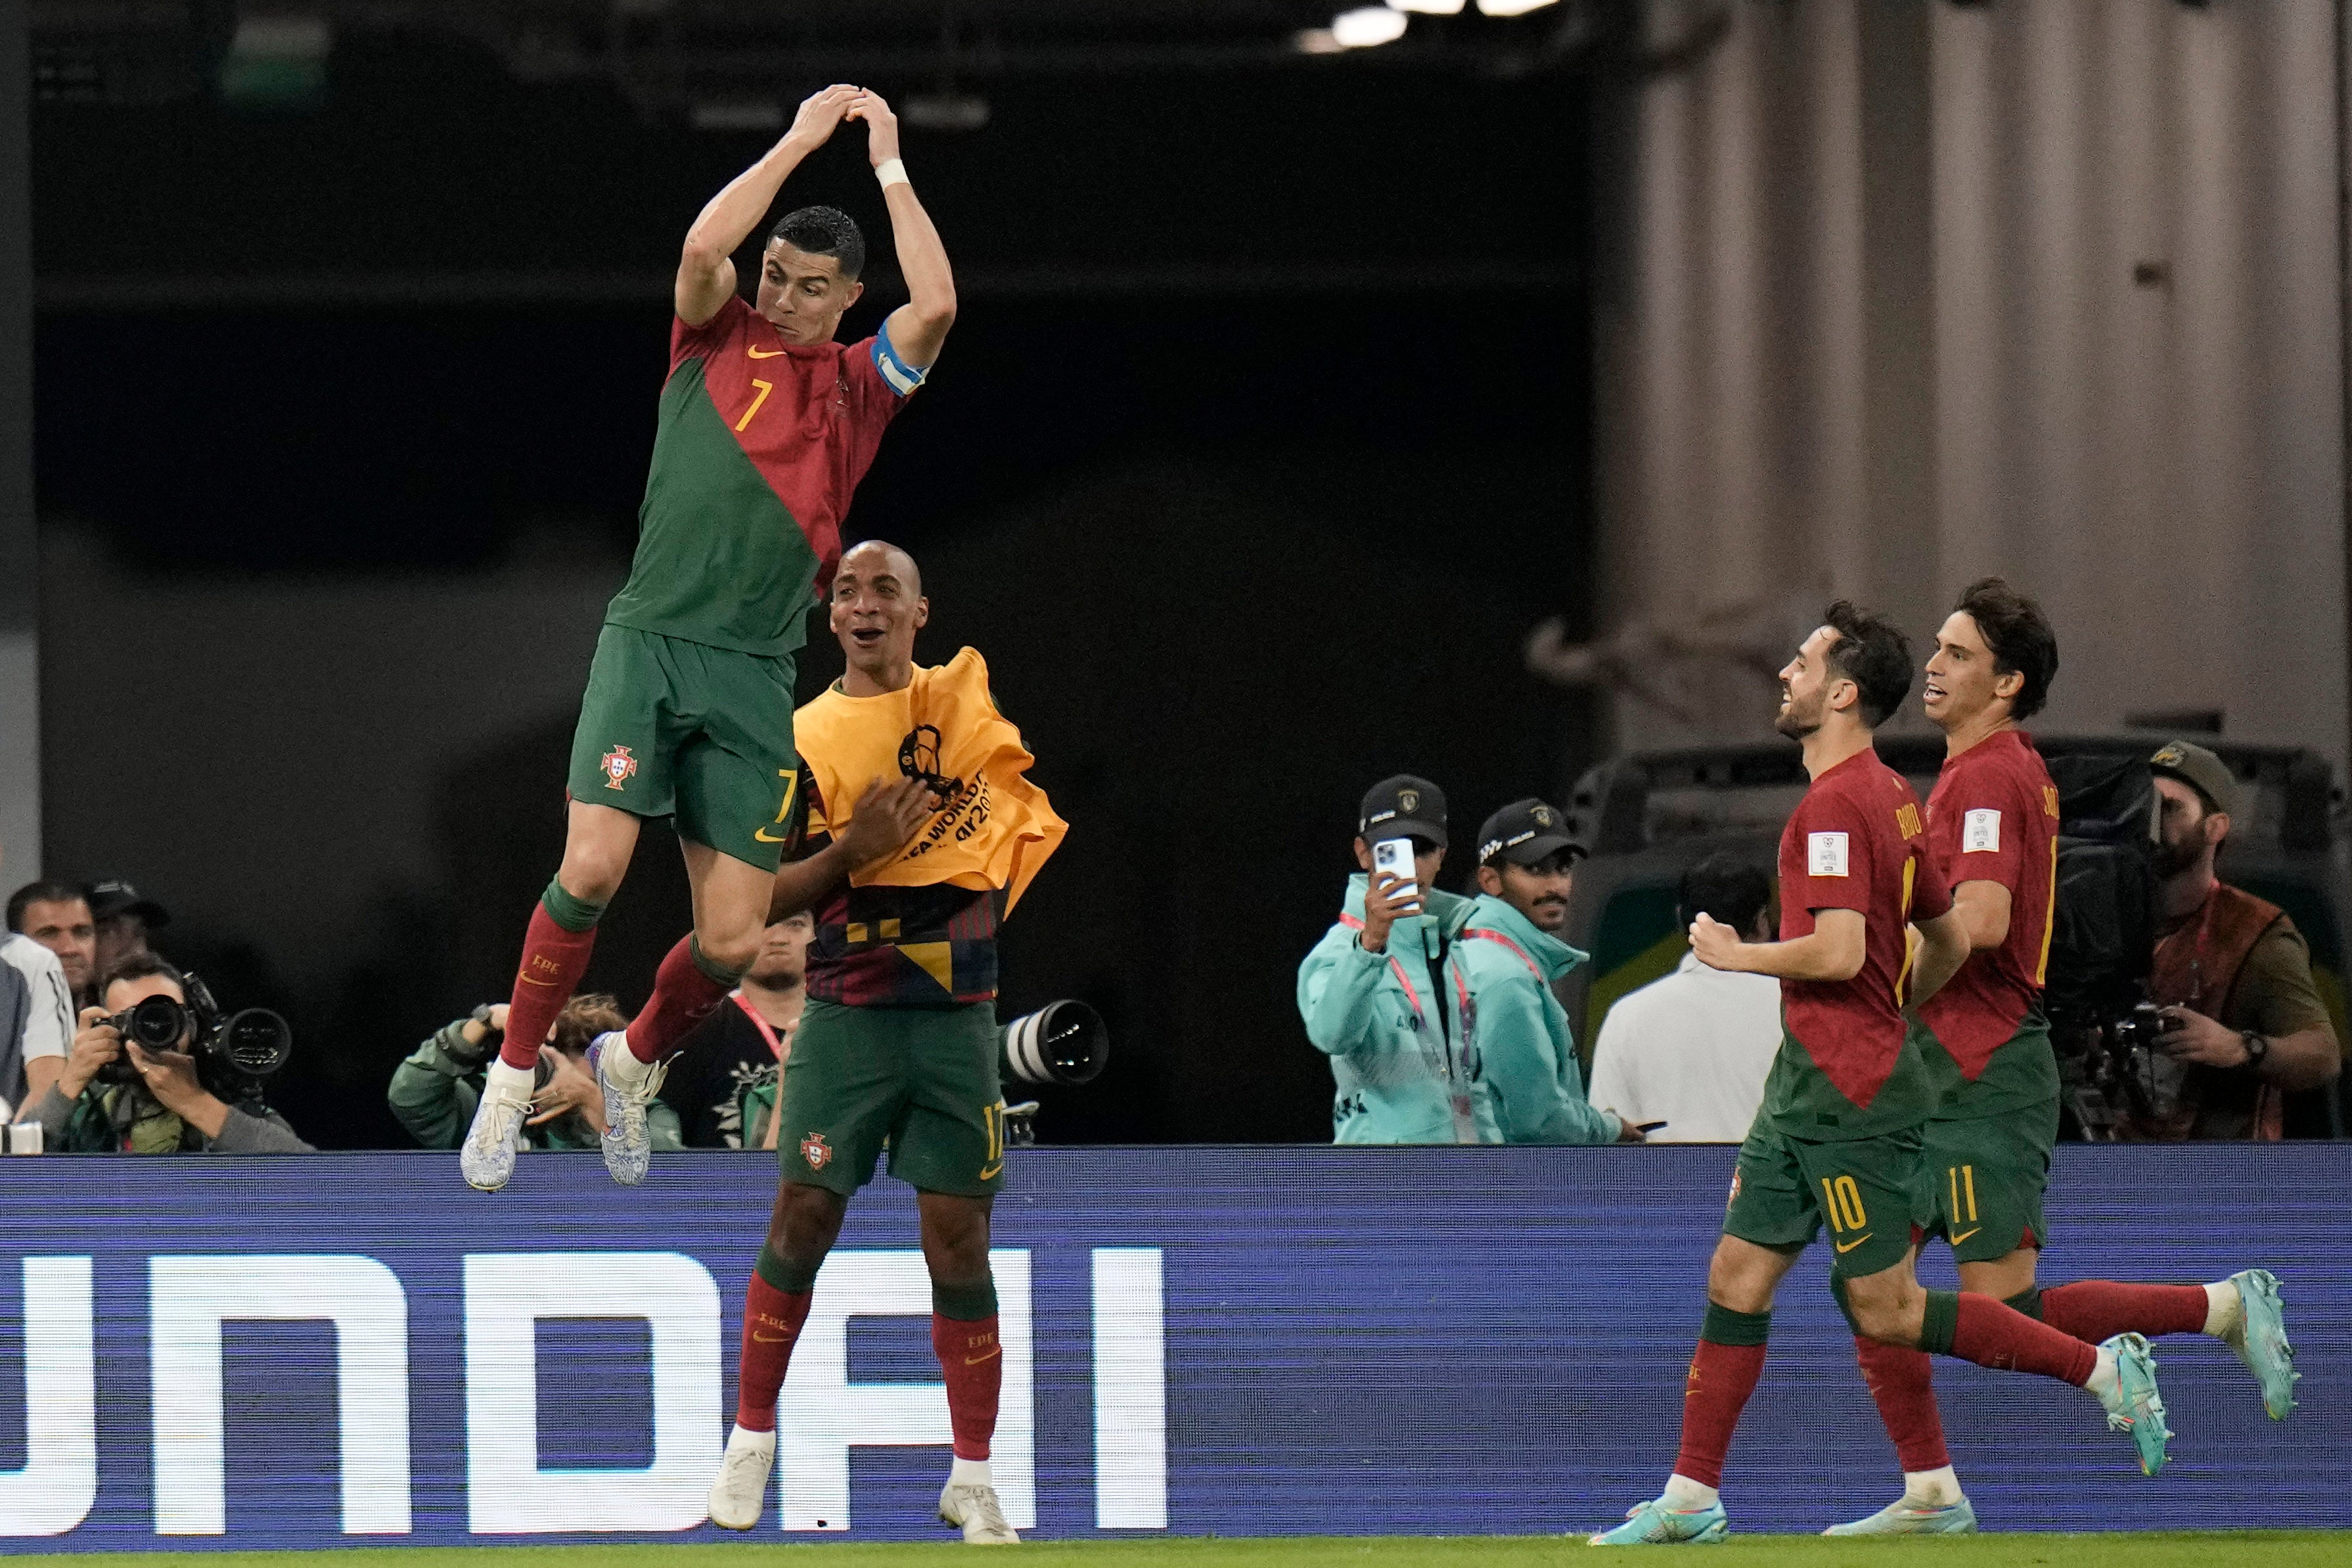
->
[30,22,1596,1148]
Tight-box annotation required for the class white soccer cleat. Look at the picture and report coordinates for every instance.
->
[938,1481,1020,1544]
[706,1424,775,1531]
[459,1060,533,1192]
[595,1031,669,1186]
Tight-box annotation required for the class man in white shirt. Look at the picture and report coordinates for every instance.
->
[1587,853,1781,1143]
[0,864,78,1111]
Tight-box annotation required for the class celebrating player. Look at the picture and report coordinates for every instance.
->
[1592,602,2171,1548]
[705,542,1067,1545]
[461,85,957,1191]
[1829,579,2297,1536]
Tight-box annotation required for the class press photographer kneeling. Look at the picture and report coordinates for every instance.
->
[24,954,309,1152]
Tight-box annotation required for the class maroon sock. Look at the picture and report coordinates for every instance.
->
[501,902,598,1070]
[1950,1293,2098,1385]
[933,1314,1003,1461]
[1855,1336,1950,1473]
[625,936,732,1064]
[735,1275,813,1434]
[2040,1282,2209,1343]
[1671,1339,1767,1489]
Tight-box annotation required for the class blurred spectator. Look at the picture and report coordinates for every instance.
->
[1298,775,1499,1144]
[86,879,170,979]
[2123,740,2342,1140]
[670,911,814,1150]
[388,993,682,1153]
[1462,799,1635,1145]
[8,878,99,1008]
[1,865,76,1113]
[24,954,311,1152]
[1588,853,1782,1143]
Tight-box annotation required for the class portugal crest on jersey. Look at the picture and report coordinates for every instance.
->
[800,1131,832,1171]
[600,745,637,790]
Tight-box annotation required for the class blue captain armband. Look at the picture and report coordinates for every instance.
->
[872,321,930,397]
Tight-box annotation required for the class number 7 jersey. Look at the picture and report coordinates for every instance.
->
[604,296,920,659]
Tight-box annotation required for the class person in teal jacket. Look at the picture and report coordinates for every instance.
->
[1298,775,1499,1144]
[389,993,683,1154]
[1462,798,1640,1146]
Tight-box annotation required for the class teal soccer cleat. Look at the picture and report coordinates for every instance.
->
[1822,1496,1978,1536]
[2221,1268,2299,1420]
[1589,1498,1730,1546]
[2097,1332,2173,1477]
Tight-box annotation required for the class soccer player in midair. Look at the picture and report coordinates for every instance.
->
[1591,603,2172,1547]
[705,541,1066,1544]
[1828,579,2297,1536]
[461,85,957,1191]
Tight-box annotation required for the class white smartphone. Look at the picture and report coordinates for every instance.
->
[1371,836,1422,911]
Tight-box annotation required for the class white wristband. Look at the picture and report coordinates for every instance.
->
[876,158,910,190]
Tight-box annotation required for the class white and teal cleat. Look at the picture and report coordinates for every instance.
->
[459,1059,533,1192]
[594,1031,668,1187]
[1588,1498,1730,1546]
[2221,1268,2299,1420]
[2098,1332,2173,1477]
[1822,1496,1978,1536]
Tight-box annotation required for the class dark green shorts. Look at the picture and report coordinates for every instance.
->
[774,998,1006,1198]
[1724,1116,1935,1279]
[566,625,799,872]
[1923,1094,2058,1263]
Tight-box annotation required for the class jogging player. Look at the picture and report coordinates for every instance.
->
[1592,602,2171,1548]
[1830,579,2297,1536]
[706,541,1066,1545]
[461,85,957,1190]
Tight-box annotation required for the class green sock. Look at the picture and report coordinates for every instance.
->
[2005,1286,2045,1321]
[755,1246,820,1296]
[932,1274,999,1322]
[541,877,607,935]
[690,934,747,988]
[1919,1289,1961,1355]
[1700,1301,1771,1346]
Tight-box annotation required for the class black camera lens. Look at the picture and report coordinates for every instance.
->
[127,995,189,1049]
[1000,999,1108,1087]
[218,1009,294,1077]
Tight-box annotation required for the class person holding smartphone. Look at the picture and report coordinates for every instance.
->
[1297,775,1501,1145]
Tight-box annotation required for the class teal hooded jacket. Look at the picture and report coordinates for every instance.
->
[1457,893,1624,1145]
[1298,874,1501,1145]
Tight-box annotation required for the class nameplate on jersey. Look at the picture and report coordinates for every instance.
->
[1962,808,2002,853]
[1807,832,1849,877]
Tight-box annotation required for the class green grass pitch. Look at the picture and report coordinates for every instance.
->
[7,1537,2345,1568]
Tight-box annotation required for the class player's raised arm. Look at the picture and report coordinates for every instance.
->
[677,85,859,327]
[849,91,957,371]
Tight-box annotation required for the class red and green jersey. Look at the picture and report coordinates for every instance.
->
[604,296,916,658]
[1761,747,1951,1140]
[1919,728,2060,1076]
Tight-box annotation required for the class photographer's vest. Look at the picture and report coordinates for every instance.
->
[2143,882,2287,1142]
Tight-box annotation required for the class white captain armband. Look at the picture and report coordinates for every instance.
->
[872,322,929,397]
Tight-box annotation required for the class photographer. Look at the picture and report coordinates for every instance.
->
[1298,775,1499,1144]
[389,994,681,1153]
[26,955,311,1153]
[2124,740,2341,1140]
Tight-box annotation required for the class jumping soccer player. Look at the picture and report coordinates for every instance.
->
[1830,579,2297,1536]
[461,85,957,1191]
[705,542,1066,1546]
[1591,602,2171,1548]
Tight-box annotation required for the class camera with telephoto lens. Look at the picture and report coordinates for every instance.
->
[97,973,294,1104]
[995,1000,1108,1148]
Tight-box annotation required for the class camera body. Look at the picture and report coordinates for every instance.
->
[2052,997,2173,1139]
[97,973,294,1105]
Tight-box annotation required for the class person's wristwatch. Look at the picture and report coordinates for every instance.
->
[2240,1029,2269,1071]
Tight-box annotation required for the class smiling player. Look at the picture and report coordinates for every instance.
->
[460,85,958,1192]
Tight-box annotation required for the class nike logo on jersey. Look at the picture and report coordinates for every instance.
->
[1834,1233,1874,1254]
[748,346,787,358]
[1949,1226,1982,1245]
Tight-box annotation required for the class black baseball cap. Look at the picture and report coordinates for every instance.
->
[1476,798,1583,868]
[1358,774,1447,849]
[2148,739,2237,818]
[87,879,171,929]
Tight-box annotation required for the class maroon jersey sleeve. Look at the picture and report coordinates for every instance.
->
[1935,771,2027,895]
[1784,787,1878,918]
[670,295,754,374]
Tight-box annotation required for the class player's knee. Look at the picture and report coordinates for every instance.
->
[772,1182,847,1259]
[693,924,763,977]
[1844,1278,1923,1345]
[557,847,629,905]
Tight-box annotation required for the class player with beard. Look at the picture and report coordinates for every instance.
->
[1593,602,2171,1548]
[1830,580,2297,1536]
[705,541,1066,1545]
[461,85,958,1192]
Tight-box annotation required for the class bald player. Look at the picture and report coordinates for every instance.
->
[461,85,957,1192]
[703,539,1066,1545]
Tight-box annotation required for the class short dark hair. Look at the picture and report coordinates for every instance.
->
[1821,599,1913,728]
[769,205,865,280]
[1678,853,1773,934]
[7,878,87,933]
[99,951,185,998]
[1953,576,2058,721]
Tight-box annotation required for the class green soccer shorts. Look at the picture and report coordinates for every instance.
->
[1923,1094,2058,1263]
[774,998,1007,1198]
[1724,1116,1935,1280]
[565,624,800,872]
